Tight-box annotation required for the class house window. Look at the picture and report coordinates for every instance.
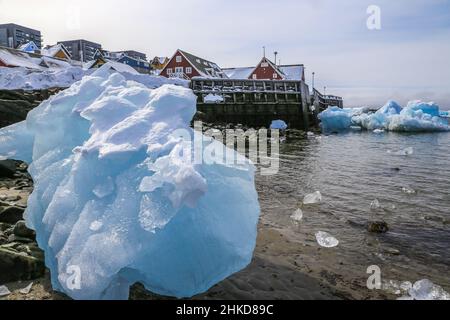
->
[167,68,173,74]
[273,73,278,79]
[176,56,182,63]
[252,74,257,80]
[175,67,183,73]
[186,67,192,74]
[261,62,269,68]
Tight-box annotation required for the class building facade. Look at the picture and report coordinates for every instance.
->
[93,49,150,74]
[160,49,227,80]
[57,39,102,62]
[0,23,42,49]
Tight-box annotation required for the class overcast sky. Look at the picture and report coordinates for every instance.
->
[1,0,450,108]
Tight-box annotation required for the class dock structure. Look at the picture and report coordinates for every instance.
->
[191,78,312,129]
[312,89,344,111]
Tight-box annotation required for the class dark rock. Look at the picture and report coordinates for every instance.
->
[0,160,17,178]
[0,245,45,283]
[13,220,36,239]
[368,221,389,234]
[0,222,11,232]
[8,234,34,243]
[0,206,25,224]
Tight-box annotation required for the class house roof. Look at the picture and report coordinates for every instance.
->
[177,49,227,78]
[0,46,78,70]
[41,44,71,59]
[223,63,305,81]
[17,41,39,53]
[0,46,43,69]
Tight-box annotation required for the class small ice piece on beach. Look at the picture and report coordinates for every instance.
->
[291,209,303,222]
[373,129,385,134]
[0,285,11,297]
[307,131,315,137]
[303,191,322,205]
[402,186,416,195]
[370,199,381,210]
[315,231,339,248]
[270,120,288,130]
[19,282,33,295]
[408,279,450,300]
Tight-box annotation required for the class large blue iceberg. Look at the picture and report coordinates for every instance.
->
[319,100,449,133]
[0,68,260,300]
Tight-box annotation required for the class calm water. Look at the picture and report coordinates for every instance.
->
[256,130,450,292]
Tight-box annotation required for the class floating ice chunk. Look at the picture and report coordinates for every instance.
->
[270,120,288,130]
[390,147,414,156]
[0,72,260,300]
[19,282,33,294]
[402,186,416,195]
[373,129,385,134]
[291,209,303,222]
[397,296,414,300]
[303,191,322,205]
[408,279,450,300]
[307,132,315,137]
[0,285,11,297]
[318,107,353,132]
[370,199,381,210]
[318,100,449,133]
[315,231,339,248]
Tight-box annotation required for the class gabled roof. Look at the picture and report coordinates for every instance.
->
[177,49,227,78]
[250,57,285,79]
[41,43,71,59]
[223,63,305,81]
[0,46,78,70]
[17,41,39,53]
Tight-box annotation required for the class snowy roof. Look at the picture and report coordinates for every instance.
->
[222,67,253,79]
[177,50,227,79]
[223,64,305,81]
[279,65,304,81]
[0,46,79,70]
[17,41,39,53]
[41,44,71,59]
[157,57,167,64]
[101,60,140,75]
[0,46,43,70]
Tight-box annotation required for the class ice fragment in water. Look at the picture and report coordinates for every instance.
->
[373,129,385,134]
[270,120,288,130]
[0,285,11,297]
[408,279,450,300]
[393,147,414,156]
[303,191,322,205]
[291,209,303,222]
[402,186,416,195]
[370,199,381,210]
[315,231,339,248]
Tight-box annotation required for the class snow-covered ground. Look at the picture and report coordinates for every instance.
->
[0,67,259,300]
[0,64,188,90]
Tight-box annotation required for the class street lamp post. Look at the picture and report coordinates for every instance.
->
[324,86,327,96]
[312,72,315,90]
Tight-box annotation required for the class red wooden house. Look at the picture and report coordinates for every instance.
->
[160,49,227,80]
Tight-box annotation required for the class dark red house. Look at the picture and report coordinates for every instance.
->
[160,49,227,80]
[248,57,285,80]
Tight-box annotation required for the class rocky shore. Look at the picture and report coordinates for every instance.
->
[0,160,45,288]
[0,89,62,128]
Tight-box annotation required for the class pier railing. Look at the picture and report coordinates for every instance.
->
[312,88,344,111]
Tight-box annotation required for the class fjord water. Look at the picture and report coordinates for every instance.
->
[256,130,450,295]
